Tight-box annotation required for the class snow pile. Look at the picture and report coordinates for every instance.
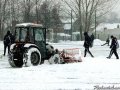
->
[94,39,104,46]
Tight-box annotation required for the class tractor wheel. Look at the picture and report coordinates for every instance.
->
[8,52,23,68]
[48,54,61,64]
[24,48,41,66]
[8,52,16,67]
[31,52,40,65]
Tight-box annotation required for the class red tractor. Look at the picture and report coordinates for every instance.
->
[8,23,61,67]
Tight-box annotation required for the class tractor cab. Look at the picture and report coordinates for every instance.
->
[14,23,46,59]
[15,23,45,43]
[9,23,47,67]
[9,23,62,68]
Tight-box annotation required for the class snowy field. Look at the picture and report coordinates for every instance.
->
[0,39,120,90]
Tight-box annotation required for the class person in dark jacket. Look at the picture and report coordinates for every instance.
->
[107,35,119,59]
[3,31,11,56]
[83,32,94,57]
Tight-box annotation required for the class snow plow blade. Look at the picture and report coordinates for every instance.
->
[60,48,82,63]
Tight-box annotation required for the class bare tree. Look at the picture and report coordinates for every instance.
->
[0,0,8,40]
[20,0,34,22]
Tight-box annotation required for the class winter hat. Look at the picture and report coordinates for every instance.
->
[111,35,114,38]
[7,30,10,35]
[84,32,88,36]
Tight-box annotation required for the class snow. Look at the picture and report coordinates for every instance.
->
[64,24,71,30]
[24,43,37,48]
[57,33,71,36]
[0,39,120,90]
[72,32,80,34]
[16,23,43,27]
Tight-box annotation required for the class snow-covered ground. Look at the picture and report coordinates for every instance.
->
[0,39,120,90]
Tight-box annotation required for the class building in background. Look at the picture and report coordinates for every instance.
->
[94,23,120,40]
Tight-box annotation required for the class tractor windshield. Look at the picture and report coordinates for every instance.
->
[15,27,29,42]
[15,27,45,43]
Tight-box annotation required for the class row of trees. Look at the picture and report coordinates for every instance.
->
[0,0,118,40]
[0,0,62,40]
[62,0,118,40]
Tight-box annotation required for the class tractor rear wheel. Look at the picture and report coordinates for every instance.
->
[8,52,23,68]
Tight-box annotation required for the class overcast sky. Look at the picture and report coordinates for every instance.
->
[104,0,120,18]
[112,0,120,12]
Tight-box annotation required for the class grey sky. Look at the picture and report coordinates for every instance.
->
[112,0,120,12]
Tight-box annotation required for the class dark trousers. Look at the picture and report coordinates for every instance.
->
[4,45,10,56]
[108,49,119,59]
[84,47,94,57]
